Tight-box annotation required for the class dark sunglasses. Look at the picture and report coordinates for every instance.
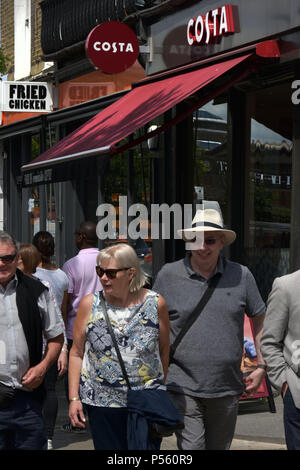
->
[0,253,17,264]
[190,237,218,245]
[95,266,130,279]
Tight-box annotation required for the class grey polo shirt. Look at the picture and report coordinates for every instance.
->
[153,255,265,398]
[0,274,64,390]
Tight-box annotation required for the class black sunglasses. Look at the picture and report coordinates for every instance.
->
[0,253,17,264]
[95,266,130,279]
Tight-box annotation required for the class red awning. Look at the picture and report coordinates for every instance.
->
[22,53,254,173]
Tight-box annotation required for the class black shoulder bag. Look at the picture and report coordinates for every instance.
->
[169,273,221,365]
[99,292,184,439]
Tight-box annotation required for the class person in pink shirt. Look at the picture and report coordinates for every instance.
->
[63,222,102,342]
[62,221,102,432]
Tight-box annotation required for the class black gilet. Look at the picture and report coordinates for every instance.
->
[15,268,48,367]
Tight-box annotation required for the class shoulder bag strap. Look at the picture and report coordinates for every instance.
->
[169,272,222,364]
[99,291,132,390]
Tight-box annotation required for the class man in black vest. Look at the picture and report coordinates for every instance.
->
[0,231,64,450]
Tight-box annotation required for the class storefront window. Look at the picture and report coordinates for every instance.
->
[29,134,41,238]
[29,127,59,242]
[103,152,128,239]
[101,144,153,281]
[133,143,152,280]
[193,100,231,224]
[46,183,56,236]
[243,83,292,301]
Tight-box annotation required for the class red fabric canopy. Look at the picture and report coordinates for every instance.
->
[22,54,252,172]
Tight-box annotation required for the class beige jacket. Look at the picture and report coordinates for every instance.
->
[261,270,300,408]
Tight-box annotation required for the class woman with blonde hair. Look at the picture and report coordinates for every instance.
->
[17,243,41,275]
[68,242,170,450]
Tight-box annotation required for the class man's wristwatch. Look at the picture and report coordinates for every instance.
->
[256,363,267,371]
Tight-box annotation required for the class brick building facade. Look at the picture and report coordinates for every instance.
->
[0,0,14,77]
[1,0,47,80]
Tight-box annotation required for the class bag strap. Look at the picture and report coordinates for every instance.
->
[169,272,221,364]
[99,291,132,390]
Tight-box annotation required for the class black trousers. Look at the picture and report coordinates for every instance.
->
[43,361,59,439]
[0,390,47,450]
[86,405,128,450]
[283,387,300,450]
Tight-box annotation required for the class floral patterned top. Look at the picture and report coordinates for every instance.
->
[80,290,165,408]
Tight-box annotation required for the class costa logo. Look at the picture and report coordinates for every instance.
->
[85,22,139,74]
[93,42,135,53]
[187,4,237,46]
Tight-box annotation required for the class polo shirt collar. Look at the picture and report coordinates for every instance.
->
[184,253,225,279]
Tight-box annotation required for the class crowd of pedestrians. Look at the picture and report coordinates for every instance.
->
[0,207,299,450]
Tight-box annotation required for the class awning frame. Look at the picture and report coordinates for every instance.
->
[21,42,279,181]
[111,59,260,156]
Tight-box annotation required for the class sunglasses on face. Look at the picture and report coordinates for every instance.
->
[190,237,218,245]
[0,253,17,264]
[95,266,130,279]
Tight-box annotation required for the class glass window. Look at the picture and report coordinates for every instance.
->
[28,126,59,243]
[101,142,153,281]
[243,83,292,301]
[193,100,231,225]
[29,134,41,238]
[46,183,56,236]
[103,152,129,240]
[133,142,152,280]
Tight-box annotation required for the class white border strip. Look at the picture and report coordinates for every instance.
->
[21,145,111,171]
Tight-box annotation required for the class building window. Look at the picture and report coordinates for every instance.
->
[243,82,292,301]
[193,99,231,225]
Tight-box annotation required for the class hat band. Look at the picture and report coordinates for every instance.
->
[192,222,224,229]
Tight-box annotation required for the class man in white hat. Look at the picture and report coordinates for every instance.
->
[153,207,266,450]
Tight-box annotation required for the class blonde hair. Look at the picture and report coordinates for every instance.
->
[19,244,41,275]
[97,243,147,293]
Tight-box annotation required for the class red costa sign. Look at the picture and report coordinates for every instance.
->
[187,4,236,46]
[85,22,139,74]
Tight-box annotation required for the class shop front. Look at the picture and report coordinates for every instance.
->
[0,57,145,266]
[3,1,300,298]
[140,0,299,296]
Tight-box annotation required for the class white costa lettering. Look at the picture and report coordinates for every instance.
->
[195,16,204,44]
[93,41,135,53]
[219,6,229,34]
[211,8,220,36]
[187,4,236,46]
[205,11,210,44]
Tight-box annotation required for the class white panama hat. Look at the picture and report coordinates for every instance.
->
[178,208,236,246]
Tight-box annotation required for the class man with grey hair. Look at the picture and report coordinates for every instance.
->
[153,208,266,450]
[0,231,64,450]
